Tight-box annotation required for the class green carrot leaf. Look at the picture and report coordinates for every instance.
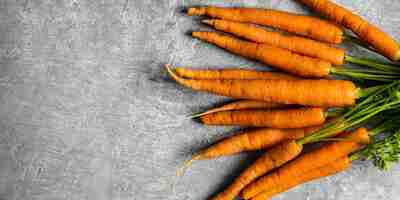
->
[360,130,400,170]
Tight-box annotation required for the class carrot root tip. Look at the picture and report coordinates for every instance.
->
[176,155,203,177]
[188,111,207,119]
[202,19,214,26]
[191,31,199,37]
[187,7,196,15]
[187,7,205,16]
[165,64,179,80]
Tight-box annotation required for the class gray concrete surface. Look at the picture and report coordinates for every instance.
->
[1,0,400,200]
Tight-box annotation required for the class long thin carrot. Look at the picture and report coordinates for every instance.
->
[175,67,298,80]
[299,0,400,61]
[203,19,346,65]
[176,125,320,177]
[165,64,359,107]
[200,107,326,128]
[251,156,351,200]
[241,127,370,199]
[191,100,289,118]
[211,140,302,200]
[192,126,321,160]
[187,6,343,44]
[190,32,400,81]
[192,31,332,78]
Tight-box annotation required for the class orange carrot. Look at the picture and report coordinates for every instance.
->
[192,100,289,118]
[192,31,332,78]
[175,67,298,80]
[211,140,302,200]
[192,126,321,160]
[176,125,320,177]
[202,19,346,65]
[251,156,351,200]
[187,6,343,44]
[200,107,326,128]
[299,0,400,61]
[241,127,370,199]
[165,64,359,107]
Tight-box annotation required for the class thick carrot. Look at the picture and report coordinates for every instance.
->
[192,31,332,78]
[192,126,321,160]
[251,156,351,200]
[200,107,326,128]
[203,19,346,65]
[299,0,400,61]
[192,100,289,118]
[175,67,298,80]
[165,64,359,107]
[241,127,370,199]
[211,140,302,200]
[187,6,343,44]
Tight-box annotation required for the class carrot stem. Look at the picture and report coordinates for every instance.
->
[345,55,400,72]
[357,85,382,99]
[297,81,400,145]
[325,108,346,118]
[331,68,400,82]
[307,100,400,144]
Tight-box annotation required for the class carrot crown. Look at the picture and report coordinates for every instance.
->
[298,81,400,145]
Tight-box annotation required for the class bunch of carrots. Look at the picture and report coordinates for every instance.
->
[166,1,400,199]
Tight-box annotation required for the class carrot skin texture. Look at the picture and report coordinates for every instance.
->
[204,19,345,65]
[197,126,321,159]
[242,127,370,199]
[251,156,351,200]
[299,0,400,61]
[211,140,302,200]
[175,67,298,80]
[188,6,343,44]
[166,66,358,107]
[200,108,326,128]
[192,32,332,78]
[194,100,289,118]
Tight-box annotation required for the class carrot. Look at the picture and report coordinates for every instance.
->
[203,19,346,65]
[251,156,351,200]
[192,31,332,78]
[165,64,359,107]
[192,126,321,160]
[175,67,298,80]
[234,82,400,192]
[241,127,370,199]
[190,32,400,81]
[299,0,400,61]
[176,122,320,177]
[187,6,343,44]
[211,140,302,200]
[253,122,400,199]
[200,107,326,128]
[191,100,289,118]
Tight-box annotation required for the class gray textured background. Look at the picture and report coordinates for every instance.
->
[1,0,400,200]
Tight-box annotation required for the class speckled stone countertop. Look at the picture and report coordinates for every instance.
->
[1,0,400,200]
